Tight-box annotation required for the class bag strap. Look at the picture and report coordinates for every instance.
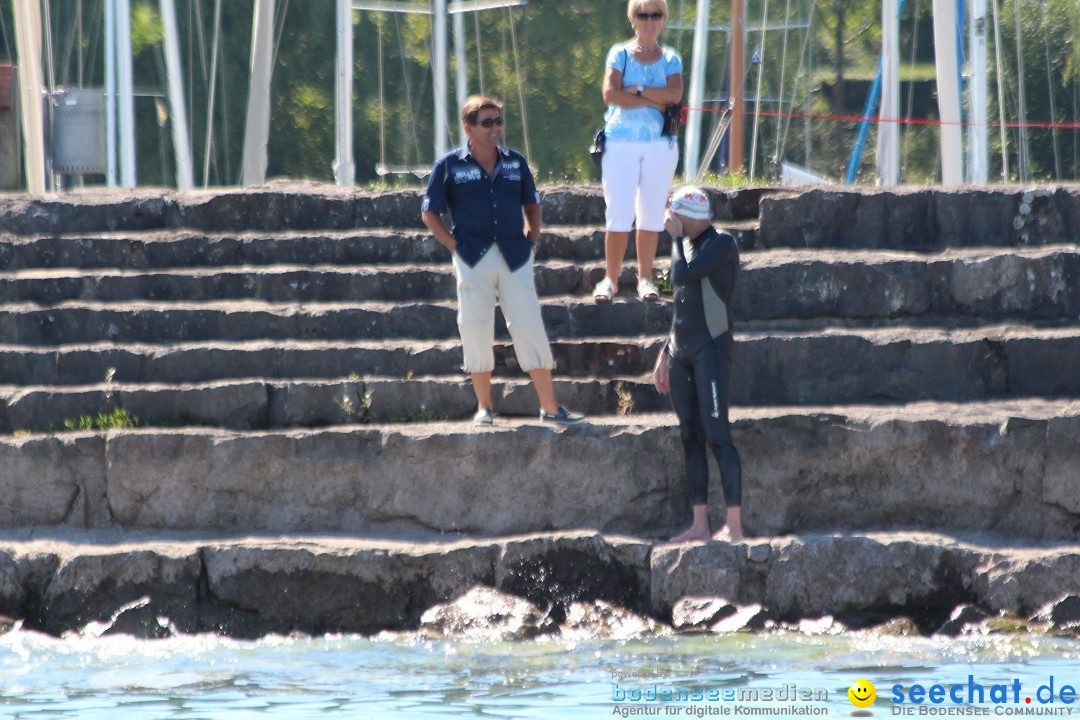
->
[602,48,630,132]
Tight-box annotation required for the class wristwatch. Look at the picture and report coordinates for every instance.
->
[636,86,644,96]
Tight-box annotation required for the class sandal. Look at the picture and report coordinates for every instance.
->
[593,277,616,303]
[638,278,660,302]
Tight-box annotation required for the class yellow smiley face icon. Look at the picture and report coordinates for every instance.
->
[848,679,876,708]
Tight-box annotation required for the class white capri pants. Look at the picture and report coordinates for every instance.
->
[452,247,555,374]
[601,139,680,233]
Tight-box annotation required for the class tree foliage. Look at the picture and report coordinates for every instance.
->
[0,0,1079,186]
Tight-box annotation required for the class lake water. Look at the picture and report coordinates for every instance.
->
[2,626,1079,719]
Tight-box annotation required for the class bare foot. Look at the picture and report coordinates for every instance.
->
[712,526,745,543]
[667,526,712,543]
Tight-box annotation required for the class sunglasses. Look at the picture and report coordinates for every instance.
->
[477,117,504,128]
[636,11,664,20]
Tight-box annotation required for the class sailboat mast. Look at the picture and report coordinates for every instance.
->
[968,0,988,183]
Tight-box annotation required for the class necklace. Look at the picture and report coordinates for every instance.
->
[635,41,660,53]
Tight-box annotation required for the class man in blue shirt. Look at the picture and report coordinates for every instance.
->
[421,95,583,427]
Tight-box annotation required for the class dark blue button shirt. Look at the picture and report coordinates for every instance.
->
[422,145,541,271]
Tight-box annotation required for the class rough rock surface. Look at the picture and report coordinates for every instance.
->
[419,585,554,641]
[560,600,663,640]
[1,403,1078,540]
[0,529,1075,639]
[670,597,737,631]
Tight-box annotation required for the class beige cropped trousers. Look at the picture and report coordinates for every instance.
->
[452,247,555,374]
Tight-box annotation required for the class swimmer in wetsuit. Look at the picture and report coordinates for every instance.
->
[652,186,744,543]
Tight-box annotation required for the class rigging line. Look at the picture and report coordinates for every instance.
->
[211,0,232,183]
[186,0,193,162]
[190,0,208,167]
[190,0,207,169]
[749,0,770,181]
[271,0,291,74]
[500,9,508,138]
[193,0,209,84]
[474,11,484,94]
[59,0,78,87]
[1074,0,1079,176]
[83,0,103,86]
[776,0,816,164]
[506,5,530,163]
[377,11,386,167]
[0,2,10,62]
[43,0,56,94]
[990,0,1009,179]
[395,12,423,167]
[900,0,921,179]
[1014,0,1029,181]
[1041,0,1061,178]
[78,0,83,85]
[202,0,222,187]
[771,0,792,163]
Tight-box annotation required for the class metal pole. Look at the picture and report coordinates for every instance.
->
[159,0,194,189]
[12,0,47,194]
[453,0,467,147]
[878,0,899,184]
[334,0,355,185]
[684,0,710,180]
[105,0,117,186]
[932,0,962,184]
[729,0,744,173]
[116,0,137,186]
[967,0,988,183]
[433,0,449,158]
[242,0,275,186]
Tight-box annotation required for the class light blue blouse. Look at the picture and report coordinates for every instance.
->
[603,44,683,143]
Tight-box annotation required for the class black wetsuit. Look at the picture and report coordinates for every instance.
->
[665,225,742,507]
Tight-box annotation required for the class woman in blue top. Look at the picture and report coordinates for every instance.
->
[594,0,683,303]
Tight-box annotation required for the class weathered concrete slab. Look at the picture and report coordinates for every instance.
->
[0,529,1078,638]
[0,298,681,345]
[201,541,500,636]
[758,186,1080,249]
[37,549,203,636]
[0,434,107,527]
[649,533,1080,630]
[1,326,1077,431]
[0,402,1073,538]
[2,248,1078,325]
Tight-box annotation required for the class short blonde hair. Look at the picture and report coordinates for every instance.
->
[627,0,669,21]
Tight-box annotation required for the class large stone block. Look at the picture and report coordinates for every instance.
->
[495,533,652,617]
[201,540,499,635]
[35,547,202,635]
[0,191,168,235]
[0,435,106,528]
[974,551,1080,617]
[738,410,1053,538]
[1043,415,1080,515]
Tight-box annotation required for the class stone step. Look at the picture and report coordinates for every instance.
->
[0,376,638,432]
[758,186,1080,250]
[0,338,655,386]
[0,246,1076,324]
[0,223,762,269]
[0,227,598,270]
[0,297,677,345]
[0,326,1076,405]
[3,400,1076,540]
[5,186,1078,250]
[7,528,1074,637]
[0,185,770,236]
